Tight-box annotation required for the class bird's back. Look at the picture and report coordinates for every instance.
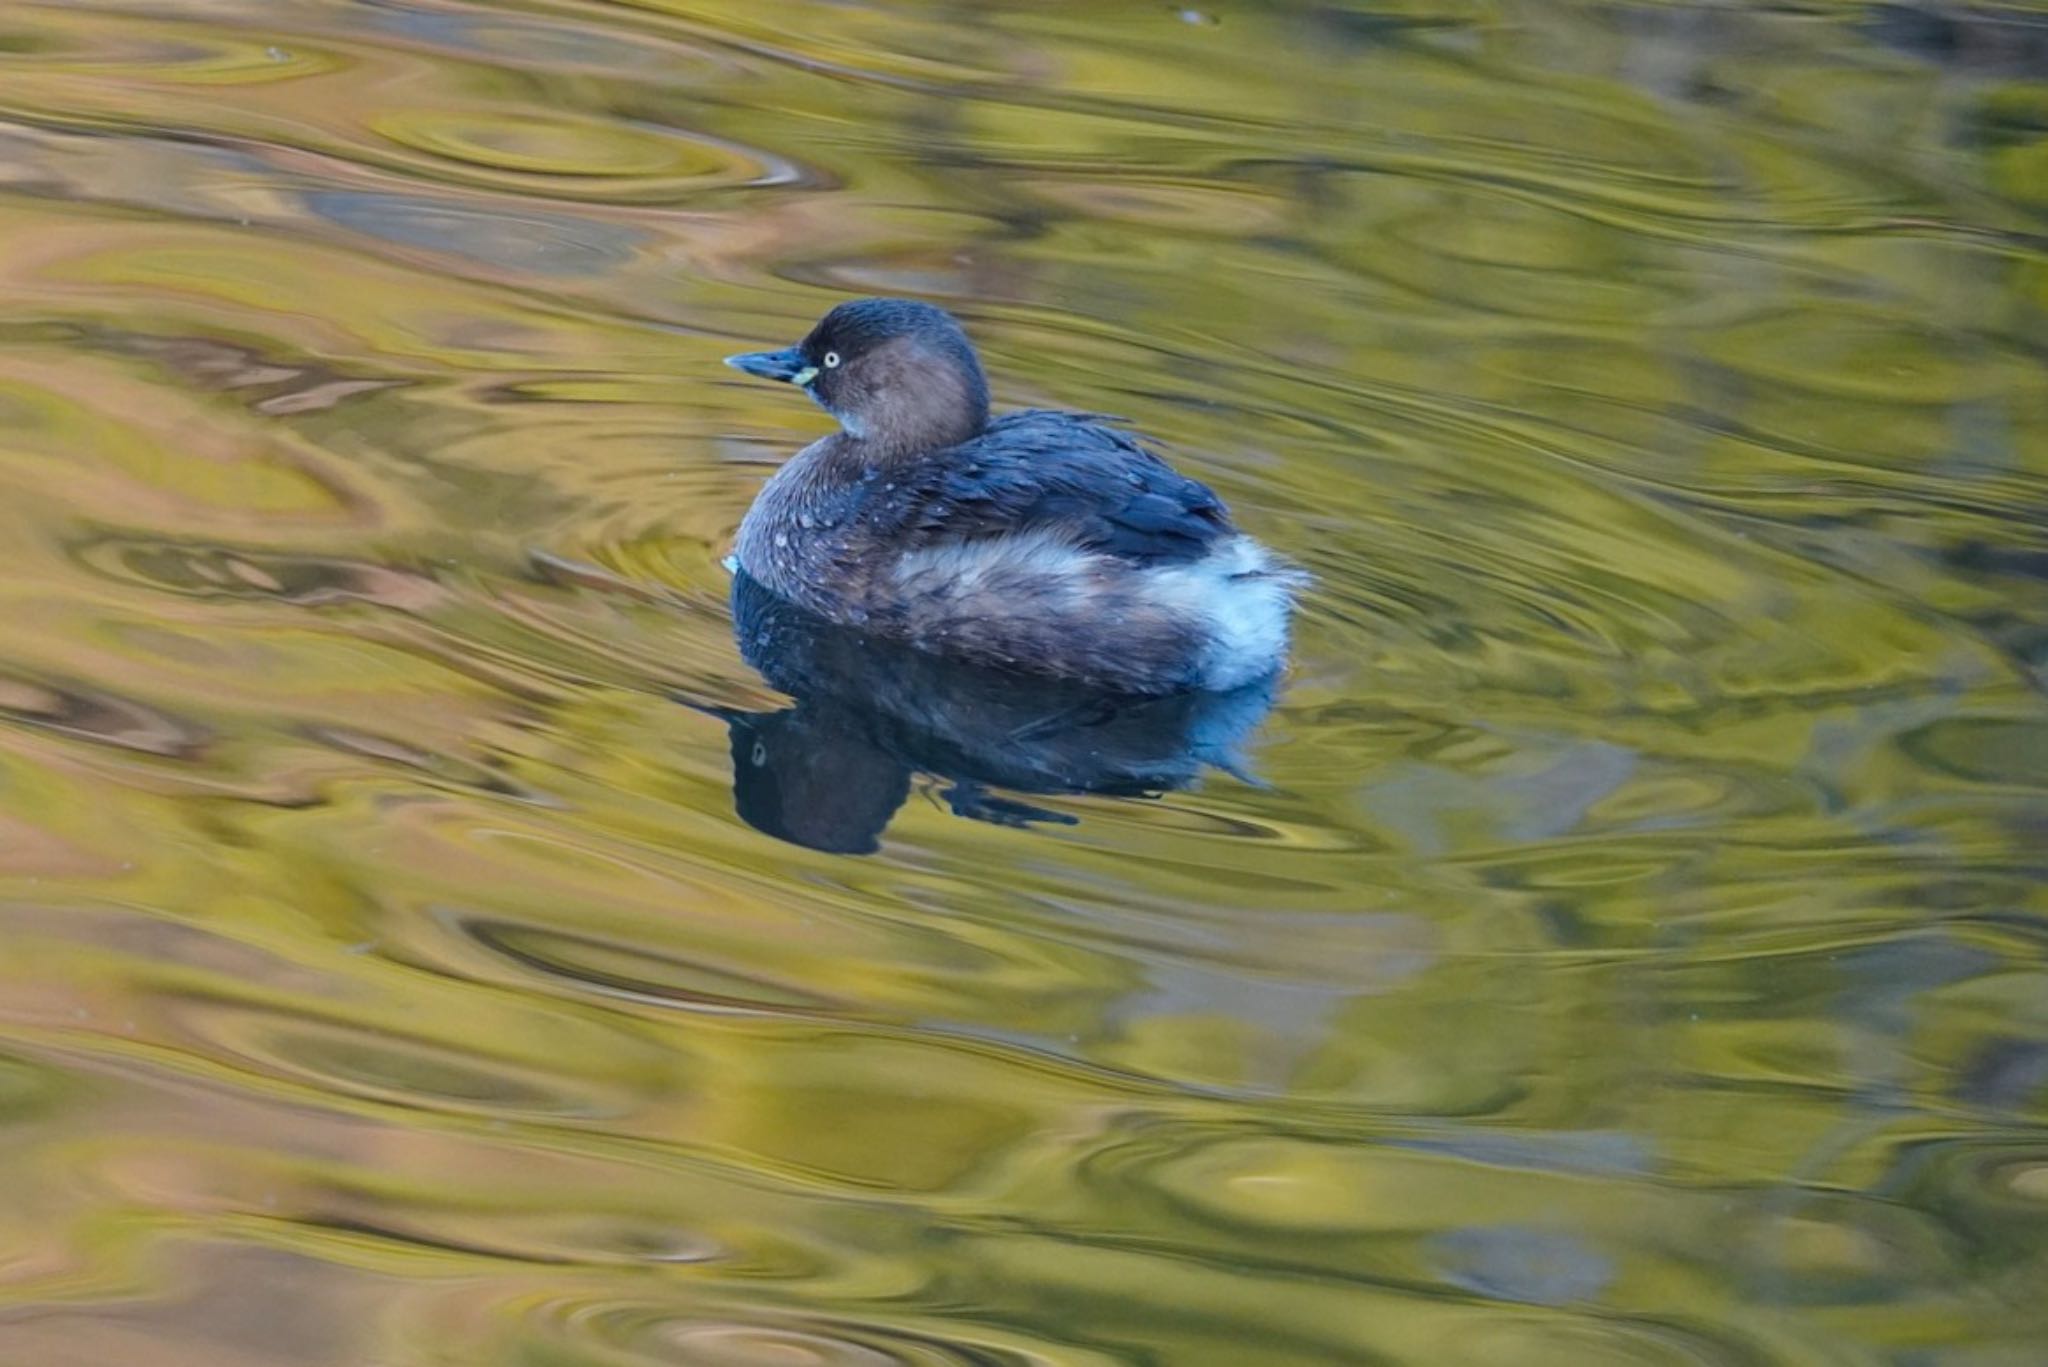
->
[876,409,1235,566]
[736,409,1298,694]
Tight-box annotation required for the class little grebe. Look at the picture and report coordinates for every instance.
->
[726,298,1300,694]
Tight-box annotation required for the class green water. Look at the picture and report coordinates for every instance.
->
[0,1,2045,1362]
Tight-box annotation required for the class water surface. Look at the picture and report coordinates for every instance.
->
[0,1,2045,1363]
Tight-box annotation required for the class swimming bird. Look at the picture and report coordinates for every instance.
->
[725,298,1301,694]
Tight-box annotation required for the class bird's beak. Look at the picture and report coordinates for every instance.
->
[724,345,818,388]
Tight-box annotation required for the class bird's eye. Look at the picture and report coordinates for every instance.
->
[823,351,841,369]
[751,741,768,767]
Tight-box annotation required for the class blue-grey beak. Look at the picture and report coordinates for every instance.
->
[725,345,816,387]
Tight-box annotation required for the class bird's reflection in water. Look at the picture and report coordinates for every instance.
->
[709,572,1280,853]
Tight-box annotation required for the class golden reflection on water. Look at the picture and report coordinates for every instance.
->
[0,0,2044,1362]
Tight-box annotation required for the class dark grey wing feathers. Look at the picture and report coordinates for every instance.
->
[890,410,1232,566]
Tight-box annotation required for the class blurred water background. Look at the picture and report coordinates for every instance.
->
[0,1,2045,1363]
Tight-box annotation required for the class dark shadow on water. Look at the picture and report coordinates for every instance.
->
[703,571,1279,854]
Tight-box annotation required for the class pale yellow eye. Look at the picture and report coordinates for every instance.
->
[823,351,841,368]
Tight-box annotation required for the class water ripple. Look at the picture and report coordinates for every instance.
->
[0,0,2042,1363]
